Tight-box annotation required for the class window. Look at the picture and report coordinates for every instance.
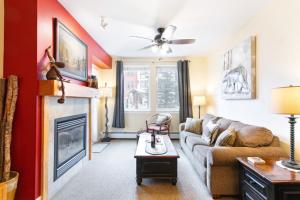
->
[124,66,150,111]
[156,66,179,111]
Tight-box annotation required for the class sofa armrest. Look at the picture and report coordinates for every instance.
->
[179,123,185,131]
[207,146,287,166]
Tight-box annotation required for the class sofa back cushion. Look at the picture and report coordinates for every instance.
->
[215,118,234,133]
[215,129,236,147]
[185,118,203,134]
[234,125,274,147]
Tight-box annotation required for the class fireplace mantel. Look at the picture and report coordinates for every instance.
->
[39,80,99,98]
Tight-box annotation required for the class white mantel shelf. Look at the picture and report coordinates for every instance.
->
[39,80,99,98]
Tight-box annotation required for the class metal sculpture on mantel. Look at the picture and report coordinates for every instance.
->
[45,46,67,104]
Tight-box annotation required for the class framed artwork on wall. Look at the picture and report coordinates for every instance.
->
[54,19,88,81]
[222,36,256,99]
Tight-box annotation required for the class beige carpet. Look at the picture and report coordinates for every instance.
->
[51,140,238,200]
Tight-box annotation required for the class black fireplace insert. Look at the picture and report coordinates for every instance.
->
[54,114,87,181]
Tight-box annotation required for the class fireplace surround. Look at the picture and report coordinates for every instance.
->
[54,114,87,181]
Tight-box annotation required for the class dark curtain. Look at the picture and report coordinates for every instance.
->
[177,60,193,123]
[112,60,125,128]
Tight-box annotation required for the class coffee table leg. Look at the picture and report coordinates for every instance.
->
[136,177,142,185]
[171,178,177,185]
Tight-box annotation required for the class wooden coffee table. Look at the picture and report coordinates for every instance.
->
[134,133,180,185]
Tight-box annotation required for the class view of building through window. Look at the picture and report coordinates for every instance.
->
[124,66,150,111]
[124,63,179,112]
[156,66,179,111]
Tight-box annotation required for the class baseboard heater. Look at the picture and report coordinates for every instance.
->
[109,132,179,139]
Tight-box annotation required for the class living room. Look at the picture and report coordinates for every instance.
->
[0,0,300,200]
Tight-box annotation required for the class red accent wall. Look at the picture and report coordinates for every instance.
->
[4,0,112,199]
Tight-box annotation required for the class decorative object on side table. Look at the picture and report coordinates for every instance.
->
[193,95,206,118]
[222,36,256,99]
[54,18,88,81]
[45,46,66,104]
[99,83,113,142]
[237,157,300,200]
[0,76,19,200]
[271,85,300,170]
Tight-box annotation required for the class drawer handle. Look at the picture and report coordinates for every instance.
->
[245,173,266,190]
[245,192,255,200]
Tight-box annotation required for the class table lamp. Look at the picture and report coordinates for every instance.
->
[99,82,113,142]
[271,85,300,170]
[193,96,206,119]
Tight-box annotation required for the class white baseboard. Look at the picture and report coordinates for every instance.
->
[109,132,179,139]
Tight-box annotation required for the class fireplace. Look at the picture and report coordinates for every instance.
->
[54,114,87,181]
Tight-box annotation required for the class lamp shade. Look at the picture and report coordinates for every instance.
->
[271,86,300,115]
[193,96,206,106]
[99,87,113,98]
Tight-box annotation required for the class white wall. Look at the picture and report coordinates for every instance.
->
[0,0,4,77]
[206,0,300,160]
[98,57,207,134]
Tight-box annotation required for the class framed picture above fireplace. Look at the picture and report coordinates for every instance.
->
[54,19,88,81]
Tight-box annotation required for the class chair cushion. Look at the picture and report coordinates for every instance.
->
[148,125,168,131]
[214,129,236,147]
[156,115,168,125]
[184,118,203,134]
[186,135,209,151]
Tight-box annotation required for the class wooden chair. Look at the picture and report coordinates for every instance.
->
[146,113,172,135]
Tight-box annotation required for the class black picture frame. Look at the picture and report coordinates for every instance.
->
[54,19,88,81]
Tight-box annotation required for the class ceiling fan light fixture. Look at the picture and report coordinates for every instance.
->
[151,45,159,53]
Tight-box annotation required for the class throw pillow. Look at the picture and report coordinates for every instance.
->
[156,115,168,125]
[184,118,203,134]
[202,120,220,145]
[215,129,237,147]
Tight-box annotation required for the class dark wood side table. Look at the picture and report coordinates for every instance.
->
[237,157,300,200]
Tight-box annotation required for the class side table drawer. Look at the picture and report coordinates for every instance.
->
[241,167,270,199]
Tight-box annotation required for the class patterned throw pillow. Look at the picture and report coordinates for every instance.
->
[156,115,168,125]
[215,129,237,147]
[202,120,220,145]
[184,118,203,134]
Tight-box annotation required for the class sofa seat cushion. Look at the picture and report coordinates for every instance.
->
[193,145,211,167]
[180,131,203,143]
[186,135,209,151]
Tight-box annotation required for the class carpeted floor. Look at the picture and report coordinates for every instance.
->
[51,140,238,200]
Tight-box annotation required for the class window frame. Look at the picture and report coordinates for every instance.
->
[155,64,179,112]
[123,64,151,112]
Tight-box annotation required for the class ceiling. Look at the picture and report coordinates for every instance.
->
[59,0,271,57]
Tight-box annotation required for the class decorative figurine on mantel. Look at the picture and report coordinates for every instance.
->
[45,46,67,104]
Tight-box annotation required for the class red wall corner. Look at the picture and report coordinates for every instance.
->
[4,0,112,199]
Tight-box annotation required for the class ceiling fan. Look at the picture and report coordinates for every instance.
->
[130,25,196,54]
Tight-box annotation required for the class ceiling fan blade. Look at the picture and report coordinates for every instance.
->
[138,44,156,51]
[167,39,196,44]
[162,25,177,40]
[130,35,153,42]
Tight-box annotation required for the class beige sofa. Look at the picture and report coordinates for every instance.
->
[179,114,287,197]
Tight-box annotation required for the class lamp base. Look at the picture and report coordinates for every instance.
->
[101,136,111,142]
[281,160,300,170]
